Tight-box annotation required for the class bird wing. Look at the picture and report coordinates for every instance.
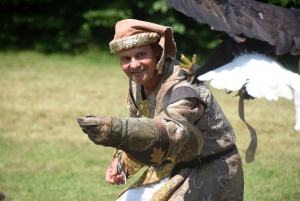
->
[166,0,300,55]
[197,53,300,101]
[166,0,300,163]
[167,0,300,100]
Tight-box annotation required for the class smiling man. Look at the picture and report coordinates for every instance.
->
[118,42,162,96]
[77,19,244,201]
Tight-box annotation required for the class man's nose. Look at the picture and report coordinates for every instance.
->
[130,58,140,68]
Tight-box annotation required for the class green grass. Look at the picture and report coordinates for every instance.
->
[0,51,300,201]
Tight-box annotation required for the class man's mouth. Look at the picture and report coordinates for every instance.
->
[131,67,145,74]
[132,70,144,74]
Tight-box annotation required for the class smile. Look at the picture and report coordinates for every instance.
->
[132,70,144,74]
[131,68,145,74]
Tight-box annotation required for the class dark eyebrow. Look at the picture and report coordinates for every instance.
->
[118,54,129,59]
[136,50,148,55]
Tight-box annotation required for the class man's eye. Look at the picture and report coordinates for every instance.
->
[122,57,130,61]
[137,53,146,58]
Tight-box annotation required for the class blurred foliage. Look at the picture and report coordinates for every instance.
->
[0,0,299,67]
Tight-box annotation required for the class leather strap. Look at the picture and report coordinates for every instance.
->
[169,145,237,178]
[237,90,257,163]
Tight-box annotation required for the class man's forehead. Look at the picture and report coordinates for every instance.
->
[118,45,152,56]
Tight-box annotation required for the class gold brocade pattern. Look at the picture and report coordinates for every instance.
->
[152,179,173,201]
[139,92,151,118]
[150,147,166,163]
[151,168,189,201]
[219,159,244,201]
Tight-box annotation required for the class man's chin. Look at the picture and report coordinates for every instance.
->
[132,76,147,84]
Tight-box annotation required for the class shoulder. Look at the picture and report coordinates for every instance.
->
[162,58,208,107]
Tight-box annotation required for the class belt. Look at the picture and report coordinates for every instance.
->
[169,144,237,178]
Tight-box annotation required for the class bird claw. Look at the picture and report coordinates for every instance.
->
[180,54,197,70]
[179,54,201,81]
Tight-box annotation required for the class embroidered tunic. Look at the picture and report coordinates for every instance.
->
[116,58,244,200]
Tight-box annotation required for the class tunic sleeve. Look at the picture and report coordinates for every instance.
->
[156,96,205,161]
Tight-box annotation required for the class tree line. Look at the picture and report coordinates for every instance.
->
[1,0,299,67]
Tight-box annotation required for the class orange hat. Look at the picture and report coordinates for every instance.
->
[109,19,176,74]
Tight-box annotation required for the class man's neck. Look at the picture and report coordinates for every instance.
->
[142,73,163,97]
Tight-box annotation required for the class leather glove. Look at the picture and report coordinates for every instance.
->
[77,115,120,147]
[77,115,163,150]
[77,115,170,166]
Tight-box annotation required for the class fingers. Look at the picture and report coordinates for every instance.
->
[77,117,99,126]
[105,157,127,185]
[110,158,119,175]
[115,175,126,185]
[81,126,100,135]
[106,171,126,185]
[77,117,101,136]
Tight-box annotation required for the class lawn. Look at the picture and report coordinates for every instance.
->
[0,51,299,201]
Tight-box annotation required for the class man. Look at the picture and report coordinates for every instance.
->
[77,19,244,201]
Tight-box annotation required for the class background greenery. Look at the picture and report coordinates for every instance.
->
[1,0,300,200]
[0,51,299,201]
[1,0,300,71]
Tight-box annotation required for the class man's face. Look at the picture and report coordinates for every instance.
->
[118,44,160,87]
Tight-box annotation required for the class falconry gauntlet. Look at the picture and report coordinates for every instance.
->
[77,116,170,166]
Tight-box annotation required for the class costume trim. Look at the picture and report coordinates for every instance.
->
[109,32,160,53]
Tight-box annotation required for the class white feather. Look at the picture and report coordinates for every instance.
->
[197,53,300,100]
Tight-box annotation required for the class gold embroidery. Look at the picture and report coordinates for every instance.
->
[139,91,151,118]
[150,147,165,163]
[151,178,173,201]
[152,168,192,201]
[219,159,244,201]
[113,150,143,178]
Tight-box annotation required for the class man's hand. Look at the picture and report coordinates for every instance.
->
[77,116,117,146]
[106,157,127,185]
